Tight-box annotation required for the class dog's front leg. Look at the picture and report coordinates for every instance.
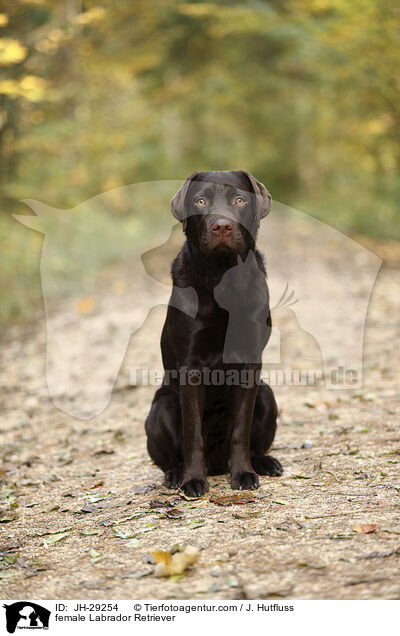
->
[230,385,259,490]
[180,382,208,497]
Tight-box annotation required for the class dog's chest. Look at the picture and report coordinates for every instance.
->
[196,290,228,325]
[187,294,228,364]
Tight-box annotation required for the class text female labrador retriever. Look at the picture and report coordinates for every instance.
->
[145,171,283,497]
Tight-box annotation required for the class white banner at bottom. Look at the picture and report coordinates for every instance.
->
[0,599,396,635]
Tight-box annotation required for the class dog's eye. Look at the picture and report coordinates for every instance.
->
[234,196,246,206]
[195,197,207,207]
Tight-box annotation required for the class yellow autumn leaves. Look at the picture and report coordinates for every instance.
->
[0,38,27,65]
[0,75,48,102]
[0,33,47,102]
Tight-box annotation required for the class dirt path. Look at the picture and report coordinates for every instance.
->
[1,213,400,600]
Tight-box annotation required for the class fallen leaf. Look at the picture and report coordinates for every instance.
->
[170,544,185,554]
[78,530,99,536]
[207,582,224,593]
[42,473,62,484]
[36,526,72,536]
[86,491,113,504]
[16,556,29,569]
[126,539,140,548]
[0,544,20,554]
[232,511,262,520]
[209,493,255,506]
[119,567,152,579]
[328,532,356,540]
[112,529,136,539]
[158,509,183,519]
[225,575,239,588]
[152,550,172,568]
[80,504,99,514]
[2,552,19,565]
[82,480,104,490]
[178,488,205,501]
[149,499,174,508]
[215,553,230,563]
[0,514,17,523]
[43,532,70,546]
[345,577,387,587]
[292,474,313,479]
[153,545,199,577]
[132,485,156,495]
[136,523,157,534]
[0,571,23,579]
[297,562,326,570]
[89,548,104,563]
[358,547,400,560]
[169,573,185,582]
[111,513,143,525]
[93,449,114,457]
[188,520,206,530]
[352,523,378,534]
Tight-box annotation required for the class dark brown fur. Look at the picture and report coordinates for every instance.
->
[145,171,282,496]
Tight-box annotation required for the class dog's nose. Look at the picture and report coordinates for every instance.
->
[212,219,233,234]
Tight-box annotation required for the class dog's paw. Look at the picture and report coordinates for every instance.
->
[231,471,259,491]
[164,465,182,489]
[180,477,208,498]
[252,455,283,476]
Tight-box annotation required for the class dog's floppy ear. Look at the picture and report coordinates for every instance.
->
[171,171,200,229]
[240,171,272,225]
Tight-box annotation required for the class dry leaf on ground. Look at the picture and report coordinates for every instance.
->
[152,545,199,577]
[352,523,378,534]
[209,494,256,506]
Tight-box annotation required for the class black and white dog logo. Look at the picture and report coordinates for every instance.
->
[3,602,50,634]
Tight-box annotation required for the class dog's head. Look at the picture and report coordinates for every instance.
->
[171,170,271,255]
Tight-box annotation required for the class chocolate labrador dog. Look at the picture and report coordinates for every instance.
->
[145,170,282,497]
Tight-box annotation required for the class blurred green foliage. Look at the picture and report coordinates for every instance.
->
[0,0,399,321]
